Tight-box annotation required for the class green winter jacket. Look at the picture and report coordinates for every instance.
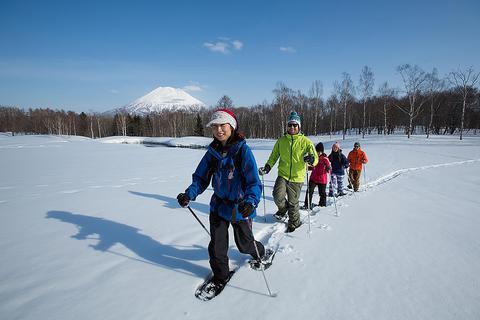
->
[266,133,318,183]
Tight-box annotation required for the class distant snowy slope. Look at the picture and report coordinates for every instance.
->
[112,87,206,115]
[98,136,212,148]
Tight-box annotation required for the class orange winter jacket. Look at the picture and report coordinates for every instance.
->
[347,148,368,171]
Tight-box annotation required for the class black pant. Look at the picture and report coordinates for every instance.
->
[304,181,327,207]
[208,211,265,282]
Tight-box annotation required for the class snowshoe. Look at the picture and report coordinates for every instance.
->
[300,204,314,211]
[195,271,234,301]
[285,221,302,233]
[248,248,276,271]
[311,205,322,215]
[273,212,287,222]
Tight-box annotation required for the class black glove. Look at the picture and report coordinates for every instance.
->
[176,193,190,207]
[238,202,254,218]
[303,154,314,165]
[258,164,271,176]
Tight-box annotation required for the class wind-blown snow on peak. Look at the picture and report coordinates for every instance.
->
[121,86,205,115]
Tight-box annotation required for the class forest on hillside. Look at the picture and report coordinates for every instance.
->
[1,65,479,140]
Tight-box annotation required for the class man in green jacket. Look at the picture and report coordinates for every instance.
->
[259,111,318,233]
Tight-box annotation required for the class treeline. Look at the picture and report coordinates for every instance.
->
[1,65,479,140]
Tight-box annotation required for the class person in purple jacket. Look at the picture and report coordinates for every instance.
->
[328,142,349,197]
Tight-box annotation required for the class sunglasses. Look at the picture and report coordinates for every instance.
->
[288,123,299,127]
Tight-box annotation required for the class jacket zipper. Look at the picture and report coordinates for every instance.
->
[289,135,294,181]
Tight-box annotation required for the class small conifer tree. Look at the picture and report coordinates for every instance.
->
[194,113,204,136]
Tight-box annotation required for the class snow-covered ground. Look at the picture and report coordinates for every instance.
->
[1,133,479,320]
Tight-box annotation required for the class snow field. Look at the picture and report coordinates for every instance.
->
[1,134,479,320]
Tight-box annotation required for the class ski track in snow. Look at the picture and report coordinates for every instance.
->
[364,158,480,190]
[252,158,480,262]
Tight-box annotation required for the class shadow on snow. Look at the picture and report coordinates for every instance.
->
[128,190,211,215]
[46,210,210,278]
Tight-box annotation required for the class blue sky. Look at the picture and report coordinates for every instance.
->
[0,0,479,112]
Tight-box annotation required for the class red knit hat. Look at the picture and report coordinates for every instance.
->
[207,108,238,130]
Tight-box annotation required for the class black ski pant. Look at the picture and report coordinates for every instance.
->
[208,211,265,283]
[304,182,327,208]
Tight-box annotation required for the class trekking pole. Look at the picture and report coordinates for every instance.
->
[332,193,339,217]
[249,222,276,297]
[305,163,312,236]
[187,206,210,237]
[261,174,267,222]
[330,176,339,217]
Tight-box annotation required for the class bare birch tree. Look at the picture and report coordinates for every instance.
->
[449,67,480,140]
[309,80,323,135]
[295,90,309,134]
[273,82,294,135]
[396,64,428,138]
[358,66,374,138]
[425,68,445,138]
[326,94,338,138]
[336,73,355,140]
[116,111,128,136]
[378,82,395,135]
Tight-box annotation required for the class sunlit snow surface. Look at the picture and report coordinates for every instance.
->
[1,133,479,320]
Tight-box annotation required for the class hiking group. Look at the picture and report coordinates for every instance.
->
[177,108,368,297]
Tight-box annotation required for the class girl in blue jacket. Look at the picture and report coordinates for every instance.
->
[177,109,265,293]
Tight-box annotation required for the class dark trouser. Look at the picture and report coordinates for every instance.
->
[348,169,361,191]
[304,182,327,207]
[208,211,265,283]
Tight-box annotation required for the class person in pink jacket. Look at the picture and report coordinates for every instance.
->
[302,142,332,209]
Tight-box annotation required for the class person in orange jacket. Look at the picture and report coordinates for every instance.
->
[347,142,368,192]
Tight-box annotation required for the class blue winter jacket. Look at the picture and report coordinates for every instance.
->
[328,150,349,175]
[185,138,262,222]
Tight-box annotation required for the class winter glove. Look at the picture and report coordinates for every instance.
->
[303,154,314,165]
[176,193,190,207]
[238,201,254,218]
[258,164,271,176]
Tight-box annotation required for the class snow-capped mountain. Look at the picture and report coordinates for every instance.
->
[112,86,205,115]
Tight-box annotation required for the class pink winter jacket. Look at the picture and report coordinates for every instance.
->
[310,154,331,184]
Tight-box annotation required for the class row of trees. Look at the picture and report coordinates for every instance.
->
[1,65,479,140]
